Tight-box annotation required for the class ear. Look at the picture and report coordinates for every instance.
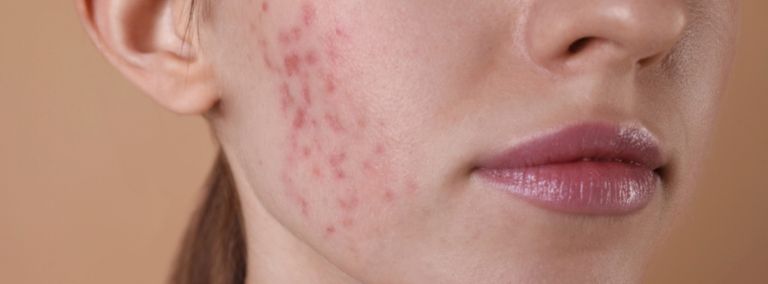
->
[76,0,218,114]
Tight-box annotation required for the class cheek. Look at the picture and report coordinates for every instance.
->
[255,1,419,240]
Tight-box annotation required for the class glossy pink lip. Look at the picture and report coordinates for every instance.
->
[475,123,665,215]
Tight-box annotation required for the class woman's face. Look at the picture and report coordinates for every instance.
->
[204,0,737,282]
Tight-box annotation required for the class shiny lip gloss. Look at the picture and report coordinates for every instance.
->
[474,122,666,215]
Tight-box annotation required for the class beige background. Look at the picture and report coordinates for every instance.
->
[1,1,765,284]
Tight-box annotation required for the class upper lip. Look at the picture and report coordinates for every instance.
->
[476,122,666,171]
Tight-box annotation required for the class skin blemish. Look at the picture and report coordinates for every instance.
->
[305,50,319,66]
[282,174,311,217]
[279,27,304,45]
[312,165,324,179]
[325,225,336,236]
[337,195,359,211]
[293,108,307,129]
[375,144,386,155]
[384,189,396,202]
[284,53,302,77]
[323,75,338,94]
[261,2,269,12]
[302,146,312,158]
[334,27,348,38]
[299,196,310,217]
[264,1,404,236]
[324,113,345,133]
[302,2,317,27]
[301,82,312,105]
[328,152,347,169]
[334,169,347,180]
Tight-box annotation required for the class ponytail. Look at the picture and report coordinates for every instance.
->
[170,151,247,284]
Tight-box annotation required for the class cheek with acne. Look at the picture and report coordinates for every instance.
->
[255,1,420,238]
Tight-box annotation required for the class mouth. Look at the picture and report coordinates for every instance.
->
[473,122,667,215]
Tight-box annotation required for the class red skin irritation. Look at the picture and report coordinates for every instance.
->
[284,53,302,77]
[325,225,337,236]
[259,1,413,236]
[293,108,307,129]
[302,3,317,27]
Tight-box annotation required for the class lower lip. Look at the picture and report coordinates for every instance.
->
[476,162,661,215]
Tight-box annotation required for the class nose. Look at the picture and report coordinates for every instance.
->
[520,0,687,74]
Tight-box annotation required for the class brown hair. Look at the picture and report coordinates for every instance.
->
[170,151,247,284]
[171,1,248,283]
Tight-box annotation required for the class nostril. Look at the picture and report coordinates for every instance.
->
[567,37,595,54]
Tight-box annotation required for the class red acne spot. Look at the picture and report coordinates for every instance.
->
[323,75,337,94]
[334,169,347,180]
[299,197,310,217]
[324,113,345,133]
[302,146,312,158]
[280,83,294,113]
[335,27,348,38]
[301,83,312,105]
[278,33,290,45]
[375,144,386,155]
[284,53,302,76]
[329,152,347,167]
[325,226,336,236]
[305,51,318,66]
[384,190,396,202]
[302,2,317,26]
[293,108,307,129]
[328,152,348,180]
[261,2,269,12]
[279,27,303,45]
[312,165,324,179]
[338,195,359,211]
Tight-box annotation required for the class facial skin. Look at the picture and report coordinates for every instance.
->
[79,0,738,283]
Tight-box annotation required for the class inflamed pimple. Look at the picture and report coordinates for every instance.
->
[261,2,269,13]
[292,108,307,129]
[283,53,302,77]
[301,2,317,27]
[386,189,397,200]
[337,195,359,211]
[325,225,336,236]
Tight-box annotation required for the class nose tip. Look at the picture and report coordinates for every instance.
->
[521,0,687,73]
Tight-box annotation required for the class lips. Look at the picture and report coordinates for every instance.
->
[474,123,666,215]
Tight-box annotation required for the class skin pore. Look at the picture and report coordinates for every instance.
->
[78,0,738,283]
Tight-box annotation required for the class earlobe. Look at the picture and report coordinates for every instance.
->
[76,0,219,115]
